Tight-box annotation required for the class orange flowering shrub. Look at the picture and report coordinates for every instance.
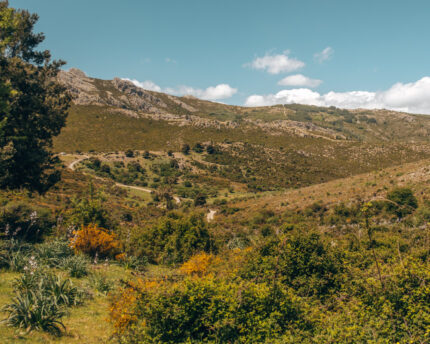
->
[179,252,221,277]
[109,279,159,334]
[70,223,121,258]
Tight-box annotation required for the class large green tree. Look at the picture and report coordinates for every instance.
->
[0,1,70,193]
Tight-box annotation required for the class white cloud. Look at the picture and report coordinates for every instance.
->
[123,78,161,92]
[245,53,305,74]
[165,57,177,64]
[244,77,430,114]
[278,74,322,88]
[314,47,333,63]
[123,78,237,101]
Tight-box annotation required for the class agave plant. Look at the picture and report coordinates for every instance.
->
[2,290,66,336]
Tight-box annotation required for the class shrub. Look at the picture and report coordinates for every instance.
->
[120,255,148,271]
[0,203,54,242]
[181,144,190,155]
[125,149,134,158]
[67,195,112,229]
[386,187,418,218]
[241,233,344,297]
[192,143,203,153]
[134,213,214,264]
[110,277,307,343]
[179,252,220,277]
[70,224,121,258]
[194,193,206,206]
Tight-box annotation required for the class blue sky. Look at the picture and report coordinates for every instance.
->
[9,0,430,113]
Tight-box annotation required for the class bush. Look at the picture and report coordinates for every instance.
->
[181,144,190,155]
[70,223,121,258]
[110,277,308,343]
[386,187,418,218]
[134,213,214,264]
[67,196,112,229]
[241,233,344,297]
[14,269,83,307]
[125,149,134,158]
[0,203,54,242]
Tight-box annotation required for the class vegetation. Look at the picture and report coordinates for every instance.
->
[2,3,430,343]
[0,1,70,192]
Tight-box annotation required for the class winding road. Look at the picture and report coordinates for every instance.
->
[67,155,182,203]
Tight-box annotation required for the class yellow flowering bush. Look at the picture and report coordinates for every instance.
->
[69,223,121,258]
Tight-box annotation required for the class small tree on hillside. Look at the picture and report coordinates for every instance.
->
[0,1,71,192]
[181,144,190,155]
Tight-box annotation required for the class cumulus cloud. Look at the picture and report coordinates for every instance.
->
[314,47,333,63]
[245,53,305,74]
[123,78,237,101]
[278,74,322,88]
[244,77,430,114]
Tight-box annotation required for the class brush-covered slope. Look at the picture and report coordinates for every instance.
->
[54,69,430,191]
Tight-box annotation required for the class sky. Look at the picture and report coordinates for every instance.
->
[9,0,430,114]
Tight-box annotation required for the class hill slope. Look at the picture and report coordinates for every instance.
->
[54,69,430,191]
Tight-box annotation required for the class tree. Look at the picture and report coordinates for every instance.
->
[181,144,190,155]
[386,187,418,219]
[0,1,70,193]
[125,149,134,158]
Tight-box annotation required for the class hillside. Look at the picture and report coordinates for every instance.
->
[53,69,430,192]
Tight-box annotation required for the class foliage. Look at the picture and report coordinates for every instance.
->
[60,254,89,278]
[0,202,54,242]
[2,289,66,335]
[110,277,308,343]
[35,239,73,267]
[70,223,121,258]
[179,252,220,277]
[2,265,84,336]
[67,192,112,228]
[241,232,344,297]
[88,272,112,295]
[0,1,70,192]
[134,213,214,264]
[386,187,418,218]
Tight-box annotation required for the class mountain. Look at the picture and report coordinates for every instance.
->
[54,68,430,191]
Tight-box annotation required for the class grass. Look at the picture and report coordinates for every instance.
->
[0,265,132,343]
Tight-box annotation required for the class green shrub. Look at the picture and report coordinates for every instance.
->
[242,233,344,297]
[0,202,54,242]
[67,195,112,229]
[134,213,214,264]
[386,187,418,218]
[114,277,308,343]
